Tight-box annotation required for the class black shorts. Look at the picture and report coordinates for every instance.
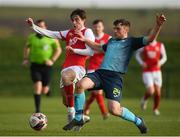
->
[30,63,52,86]
[86,69,123,102]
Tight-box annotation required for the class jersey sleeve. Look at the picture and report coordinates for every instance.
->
[32,23,68,39]
[84,28,95,41]
[26,34,33,47]
[159,43,167,66]
[59,30,69,40]
[135,48,144,66]
[132,36,149,50]
[51,39,58,49]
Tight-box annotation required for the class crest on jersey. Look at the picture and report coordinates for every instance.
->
[43,44,49,50]
[69,37,78,46]
[147,51,157,58]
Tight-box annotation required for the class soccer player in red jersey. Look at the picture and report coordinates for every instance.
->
[135,39,167,115]
[84,19,110,119]
[26,9,95,123]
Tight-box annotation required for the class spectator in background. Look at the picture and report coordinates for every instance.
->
[135,37,167,115]
[23,19,61,113]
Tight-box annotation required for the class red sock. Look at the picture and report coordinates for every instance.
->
[153,93,161,110]
[84,92,96,114]
[64,84,74,107]
[95,93,107,115]
[144,92,152,100]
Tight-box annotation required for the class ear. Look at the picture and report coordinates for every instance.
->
[125,26,130,32]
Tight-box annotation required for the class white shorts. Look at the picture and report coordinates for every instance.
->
[60,66,86,88]
[87,69,95,73]
[142,71,162,88]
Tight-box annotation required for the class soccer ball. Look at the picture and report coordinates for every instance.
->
[29,113,48,131]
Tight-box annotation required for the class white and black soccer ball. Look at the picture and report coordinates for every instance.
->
[29,113,48,131]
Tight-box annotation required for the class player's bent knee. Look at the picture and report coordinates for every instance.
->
[62,76,73,86]
[108,105,121,116]
[76,81,85,91]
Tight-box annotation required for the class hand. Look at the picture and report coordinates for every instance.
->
[75,30,86,42]
[156,14,166,27]
[26,18,34,27]
[45,59,54,66]
[66,46,75,54]
[157,61,162,67]
[22,59,29,67]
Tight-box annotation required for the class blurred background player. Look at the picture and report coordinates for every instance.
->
[84,19,110,119]
[23,19,61,113]
[26,9,95,123]
[135,38,167,115]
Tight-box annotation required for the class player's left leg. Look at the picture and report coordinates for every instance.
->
[63,76,97,131]
[41,65,52,96]
[153,85,161,115]
[153,71,162,115]
[107,99,147,134]
[61,66,86,123]
[100,70,147,134]
[141,72,155,110]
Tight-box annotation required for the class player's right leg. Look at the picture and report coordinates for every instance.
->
[33,81,42,113]
[61,68,76,123]
[141,72,155,110]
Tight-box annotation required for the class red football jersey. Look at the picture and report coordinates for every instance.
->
[61,28,88,69]
[88,33,110,70]
[143,42,162,72]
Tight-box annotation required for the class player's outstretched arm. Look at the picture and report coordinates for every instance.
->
[146,14,166,43]
[75,31,102,52]
[22,43,30,66]
[45,39,61,66]
[26,18,61,39]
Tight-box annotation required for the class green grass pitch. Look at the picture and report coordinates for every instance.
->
[0,96,180,136]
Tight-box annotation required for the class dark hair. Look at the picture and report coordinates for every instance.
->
[92,19,104,25]
[113,19,130,27]
[70,9,86,20]
[35,19,45,24]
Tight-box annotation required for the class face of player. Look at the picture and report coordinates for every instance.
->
[113,24,129,39]
[38,22,47,29]
[71,15,85,30]
[93,22,104,36]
